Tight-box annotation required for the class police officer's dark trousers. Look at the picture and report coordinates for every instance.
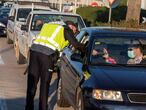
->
[25,50,58,110]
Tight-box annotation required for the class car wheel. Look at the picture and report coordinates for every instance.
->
[7,34,13,44]
[76,88,86,110]
[57,78,70,107]
[14,39,25,64]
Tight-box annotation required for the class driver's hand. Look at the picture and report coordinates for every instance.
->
[103,48,109,58]
[92,49,99,56]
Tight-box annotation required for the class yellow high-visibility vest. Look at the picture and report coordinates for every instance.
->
[34,23,69,51]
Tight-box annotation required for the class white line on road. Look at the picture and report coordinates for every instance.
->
[0,55,4,65]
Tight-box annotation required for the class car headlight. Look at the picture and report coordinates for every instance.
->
[0,22,6,28]
[92,89,123,101]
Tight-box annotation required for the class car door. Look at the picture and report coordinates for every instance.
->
[20,14,31,57]
[61,30,90,106]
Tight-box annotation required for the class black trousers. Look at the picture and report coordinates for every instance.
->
[25,50,58,110]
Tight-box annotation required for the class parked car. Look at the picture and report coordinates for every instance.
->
[14,10,86,64]
[0,7,10,36]
[6,2,55,44]
[57,27,146,110]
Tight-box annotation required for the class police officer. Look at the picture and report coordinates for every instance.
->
[25,21,84,110]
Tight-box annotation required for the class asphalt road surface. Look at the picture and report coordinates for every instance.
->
[0,37,73,110]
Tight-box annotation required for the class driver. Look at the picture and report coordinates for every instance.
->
[35,19,44,30]
[92,43,116,64]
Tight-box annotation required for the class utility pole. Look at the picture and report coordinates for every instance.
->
[126,0,141,24]
[108,7,112,23]
[74,0,77,13]
[59,0,63,12]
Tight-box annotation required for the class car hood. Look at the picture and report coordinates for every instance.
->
[82,66,146,91]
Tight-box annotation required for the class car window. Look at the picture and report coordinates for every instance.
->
[69,31,89,53]
[90,36,146,66]
[31,14,85,31]
[17,8,31,22]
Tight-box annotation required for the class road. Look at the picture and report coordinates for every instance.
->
[0,37,73,110]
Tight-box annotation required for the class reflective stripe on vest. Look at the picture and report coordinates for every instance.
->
[36,36,59,48]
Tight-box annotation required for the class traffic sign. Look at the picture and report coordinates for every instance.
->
[108,0,115,5]
[103,0,120,8]
[90,1,98,7]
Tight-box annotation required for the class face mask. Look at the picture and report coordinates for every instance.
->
[128,50,135,58]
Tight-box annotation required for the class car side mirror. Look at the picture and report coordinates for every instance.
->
[21,25,28,31]
[8,16,14,21]
[71,53,82,62]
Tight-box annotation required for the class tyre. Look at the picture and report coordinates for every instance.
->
[14,39,25,64]
[76,88,86,110]
[7,34,13,44]
[57,78,70,107]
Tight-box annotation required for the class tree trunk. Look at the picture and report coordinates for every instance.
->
[126,0,141,24]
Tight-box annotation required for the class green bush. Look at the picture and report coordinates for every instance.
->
[76,6,101,26]
[95,20,146,29]
[112,6,127,21]
[77,6,127,26]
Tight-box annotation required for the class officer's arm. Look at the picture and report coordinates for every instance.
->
[64,27,85,53]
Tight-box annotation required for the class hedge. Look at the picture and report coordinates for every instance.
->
[76,6,127,26]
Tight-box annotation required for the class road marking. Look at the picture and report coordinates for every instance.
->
[0,55,4,64]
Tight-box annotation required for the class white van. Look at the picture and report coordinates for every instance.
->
[15,11,86,64]
[7,2,55,44]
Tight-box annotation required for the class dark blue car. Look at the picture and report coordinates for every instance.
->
[57,27,146,110]
[0,7,10,36]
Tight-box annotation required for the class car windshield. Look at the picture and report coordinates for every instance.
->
[17,8,51,22]
[17,8,31,22]
[90,35,146,66]
[31,14,85,31]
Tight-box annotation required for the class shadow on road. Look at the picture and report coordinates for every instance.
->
[1,78,59,110]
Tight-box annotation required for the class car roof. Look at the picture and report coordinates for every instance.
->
[83,27,146,38]
[11,3,52,10]
[30,10,81,16]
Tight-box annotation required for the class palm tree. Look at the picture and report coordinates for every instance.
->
[126,0,141,24]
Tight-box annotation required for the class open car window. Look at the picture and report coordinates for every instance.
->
[90,36,146,66]
[69,31,89,53]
